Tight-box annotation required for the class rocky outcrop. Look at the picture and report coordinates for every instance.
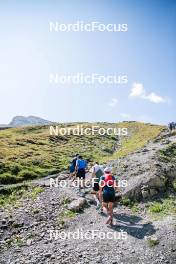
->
[8,116,52,127]
[109,132,176,201]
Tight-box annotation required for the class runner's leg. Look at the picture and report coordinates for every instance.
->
[107,202,114,225]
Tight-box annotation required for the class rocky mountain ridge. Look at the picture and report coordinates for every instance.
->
[0,116,52,128]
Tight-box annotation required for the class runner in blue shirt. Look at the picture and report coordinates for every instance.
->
[75,155,87,192]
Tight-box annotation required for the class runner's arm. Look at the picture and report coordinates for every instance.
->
[91,166,95,177]
[99,176,104,201]
[75,160,78,173]
[114,178,121,192]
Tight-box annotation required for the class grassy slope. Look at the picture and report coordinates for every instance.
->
[0,122,163,184]
[111,122,163,158]
[158,141,176,163]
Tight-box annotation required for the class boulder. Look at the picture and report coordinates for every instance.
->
[149,188,158,197]
[67,198,87,212]
[141,189,150,199]
[148,175,166,189]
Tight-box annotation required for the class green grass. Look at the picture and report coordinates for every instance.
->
[158,142,176,163]
[57,209,77,227]
[172,180,176,192]
[28,186,44,199]
[120,197,139,213]
[0,186,28,208]
[62,197,71,205]
[121,194,176,217]
[147,195,176,220]
[31,208,40,214]
[57,197,78,227]
[131,204,139,213]
[110,122,163,159]
[64,210,77,218]
[147,237,159,247]
[149,202,163,213]
[4,235,23,248]
[0,185,44,209]
[0,122,163,184]
[120,197,133,206]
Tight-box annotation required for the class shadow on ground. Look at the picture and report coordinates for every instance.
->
[109,213,156,239]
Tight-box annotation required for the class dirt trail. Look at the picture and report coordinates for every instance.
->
[1,178,176,264]
[0,132,176,264]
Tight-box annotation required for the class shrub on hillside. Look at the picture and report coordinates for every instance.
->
[0,162,5,174]
[0,173,22,184]
[18,170,38,180]
[10,164,22,175]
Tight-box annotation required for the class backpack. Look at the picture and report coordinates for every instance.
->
[77,159,87,170]
[104,173,114,186]
[95,169,103,179]
[94,168,103,183]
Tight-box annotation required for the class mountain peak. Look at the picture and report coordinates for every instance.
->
[8,115,52,127]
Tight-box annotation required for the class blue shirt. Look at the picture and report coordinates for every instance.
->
[76,159,87,170]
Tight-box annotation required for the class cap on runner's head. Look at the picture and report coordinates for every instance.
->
[104,167,112,173]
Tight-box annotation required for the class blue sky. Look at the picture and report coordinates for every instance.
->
[0,0,175,125]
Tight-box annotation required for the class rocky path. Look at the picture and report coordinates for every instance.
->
[0,131,176,264]
[0,175,176,264]
[109,132,176,200]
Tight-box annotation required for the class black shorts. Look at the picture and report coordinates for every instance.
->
[103,191,115,203]
[76,169,86,179]
[93,182,99,192]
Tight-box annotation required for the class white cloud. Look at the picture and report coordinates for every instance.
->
[145,92,165,103]
[130,82,166,104]
[109,98,118,107]
[130,83,145,97]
